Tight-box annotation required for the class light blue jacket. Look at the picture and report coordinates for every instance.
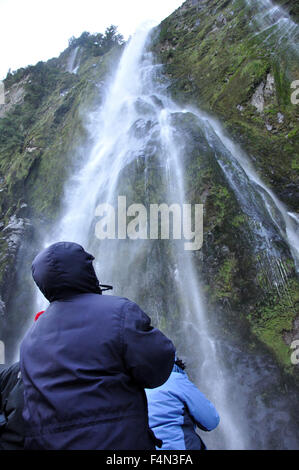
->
[145,365,220,450]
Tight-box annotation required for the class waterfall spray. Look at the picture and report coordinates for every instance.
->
[26,23,244,449]
[21,13,298,449]
[246,0,299,55]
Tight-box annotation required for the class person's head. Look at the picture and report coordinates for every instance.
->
[31,241,102,302]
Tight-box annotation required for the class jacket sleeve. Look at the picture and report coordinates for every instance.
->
[122,300,175,389]
[0,364,17,415]
[181,374,220,431]
[0,367,9,398]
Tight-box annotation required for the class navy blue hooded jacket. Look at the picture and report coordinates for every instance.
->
[146,364,220,450]
[20,242,175,450]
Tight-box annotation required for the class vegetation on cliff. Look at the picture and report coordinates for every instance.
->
[152,0,299,212]
[0,1,298,382]
[152,0,299,378]
[0,27,124,350]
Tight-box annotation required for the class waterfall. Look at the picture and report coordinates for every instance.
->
[246,0,299,56]
[66,46,80,74]
[197,111,299,277]
[19,17,299,450]
[231,0,299,275]
[28,23,244,449]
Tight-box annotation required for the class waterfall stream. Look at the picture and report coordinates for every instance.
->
[30,24,243,450]
[13,8,299,450]
[246,0,299,55]
[66,46,80,74]
[197,112,299,277]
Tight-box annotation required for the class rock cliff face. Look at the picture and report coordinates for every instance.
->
[0,2,298,385]
[0,3,298,449]
[273,0,299,21]
[153,0,299,212]
[150,0,299,380]
[0,33,124,359]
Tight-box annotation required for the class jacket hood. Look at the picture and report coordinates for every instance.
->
[32,242,101,302]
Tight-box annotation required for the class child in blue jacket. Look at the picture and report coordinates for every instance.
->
[145,358,220,450]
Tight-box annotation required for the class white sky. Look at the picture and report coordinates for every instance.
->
[0,0,183,80]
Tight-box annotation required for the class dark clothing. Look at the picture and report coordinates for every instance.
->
[20,242,175,450]
[0,362,24,450]
[146,364,220,450]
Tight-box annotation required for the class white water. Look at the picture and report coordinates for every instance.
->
[246,0,299,55]
[231,0,299,275]
[197,110,299,275]
[28,8,299,449]
[31,23,244,449]
[66,46,80,74]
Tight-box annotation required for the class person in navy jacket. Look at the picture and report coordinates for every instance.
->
[20,241,175,450]
[0,363,24,450]
[145,358,220,450]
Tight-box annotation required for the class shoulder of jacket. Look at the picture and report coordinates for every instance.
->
[172,371,194,392]
[117,297,142,314]
[98,294,130,304]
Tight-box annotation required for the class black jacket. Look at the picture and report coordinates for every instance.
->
[20,241,175,450]
[0,362,24,450]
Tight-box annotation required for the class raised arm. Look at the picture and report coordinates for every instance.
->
[122,300,175,389]
[180,374,220,431]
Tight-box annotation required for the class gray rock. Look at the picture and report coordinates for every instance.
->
[251,82,265,113]
[0,77,29,118]
[221,245,230,255]
[3,215,26,233]
[25,147,38,153]
[283,317,299,351]
[264,73,275,98]
[251,74,276,113]
[217,14,227,25]
[3,215,31,253]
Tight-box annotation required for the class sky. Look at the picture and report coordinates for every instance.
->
[0,0,183,80]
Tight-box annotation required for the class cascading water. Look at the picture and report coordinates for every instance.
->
[66,46,80,74]
[246,0,299,55]
[198,112,299,277]
[17,13,299,450]
[234,0,299,276]
[29,23,244,450]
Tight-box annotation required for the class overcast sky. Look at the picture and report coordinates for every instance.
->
[0,0,183,80]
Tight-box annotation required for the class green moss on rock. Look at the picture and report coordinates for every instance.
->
[248,278,299,372]
[152,0,299,211]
